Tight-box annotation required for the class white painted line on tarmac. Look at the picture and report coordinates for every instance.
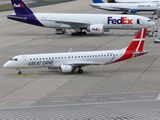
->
[22,102,36,104]
[110,97,125,100]
[81,99,97,101]
[3,100,20,102]
[139,96,153,98]
[0,99,157,110]
[156,94,160,100]
[52,100,66,103]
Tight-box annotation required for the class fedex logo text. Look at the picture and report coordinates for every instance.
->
[92,28,100,31]
[14,3,24,8]
[108,17,133,24]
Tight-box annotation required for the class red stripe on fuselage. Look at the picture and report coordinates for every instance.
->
[111,51,133,64]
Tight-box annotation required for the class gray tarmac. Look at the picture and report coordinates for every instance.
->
[0,0,160,119]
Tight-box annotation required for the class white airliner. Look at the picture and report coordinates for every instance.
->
[3,29,148,75]
[91,0,160,14]
[108,0,160,3]
[7,0,155,36]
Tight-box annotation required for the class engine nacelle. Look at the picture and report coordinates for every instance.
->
[88,24,104,34]
[129,9,137,13]
[58,65,72,73]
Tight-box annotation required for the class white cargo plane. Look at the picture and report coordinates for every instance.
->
[108,0,160,3]
[8,0,155,36]
[91,0,160,14]
[3,29,148,75]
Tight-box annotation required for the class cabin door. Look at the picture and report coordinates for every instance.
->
[23,56,28,65]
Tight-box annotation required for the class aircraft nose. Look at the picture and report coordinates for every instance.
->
[150,21,155,27]
[3,62,10,68]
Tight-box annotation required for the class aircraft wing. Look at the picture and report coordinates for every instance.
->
[63,61,104,66]
[41,19,91,26]
[111,6,130,10]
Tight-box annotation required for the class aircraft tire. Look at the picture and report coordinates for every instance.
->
[78,69,83,74]
[82,31,86,35]
[71,33,76,36]
[18,71,22,75]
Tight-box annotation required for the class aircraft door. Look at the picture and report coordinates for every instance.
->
[137,19,142,25]
[23,56,28,65]
[137,19,145,28]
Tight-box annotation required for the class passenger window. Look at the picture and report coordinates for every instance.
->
[14,58,18,61]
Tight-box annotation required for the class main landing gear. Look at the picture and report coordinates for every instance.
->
[71,31,86,36]
[78,67,83,74]
[17,69,22,75]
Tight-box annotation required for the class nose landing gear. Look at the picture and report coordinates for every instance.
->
[17,69,22,75]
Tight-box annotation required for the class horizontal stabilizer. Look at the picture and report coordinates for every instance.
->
[7,15,27,20]
[133,51,149,56]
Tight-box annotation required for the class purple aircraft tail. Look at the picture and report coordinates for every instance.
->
[11,0,33,15]
[8,0,44,27]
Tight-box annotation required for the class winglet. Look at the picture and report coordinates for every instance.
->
[92,0,104,3]
[10,0,33,15]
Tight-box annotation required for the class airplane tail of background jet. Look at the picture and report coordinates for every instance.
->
[10,0,33,15]
[92,0,104,3]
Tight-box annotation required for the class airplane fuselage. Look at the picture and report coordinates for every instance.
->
[4,50,126,69]
[91,2,160,13]
[115,0,160,3]
[7,13,155,30]
[3,28,148,74]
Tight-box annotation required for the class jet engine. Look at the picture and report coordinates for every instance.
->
[58,65,73,73]
[88,24,104,34]
[129,9,137,13]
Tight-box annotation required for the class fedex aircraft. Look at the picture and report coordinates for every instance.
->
[91,0,160,14]
[7,0,155,36]
[108,0,160,3]
[3,29,148,75]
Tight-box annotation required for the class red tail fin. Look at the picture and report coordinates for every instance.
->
[126,28,147,52]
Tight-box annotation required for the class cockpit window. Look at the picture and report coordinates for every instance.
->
[9,58,18,61]
[148,20,153,22]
